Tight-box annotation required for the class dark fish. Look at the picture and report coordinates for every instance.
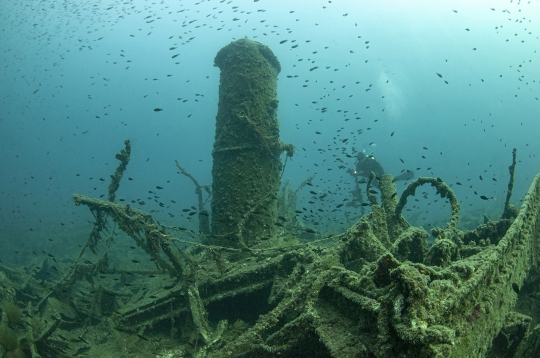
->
[436,73,443,78]
[154,108,163,112]
[304,228,316,233]
[480,195,489,200]
[156,186,163,189]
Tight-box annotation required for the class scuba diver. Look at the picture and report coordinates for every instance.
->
[349,152,414,187]
[345,152,414,212]
[353,152,384,178]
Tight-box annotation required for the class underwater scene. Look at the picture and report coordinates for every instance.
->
[1,0,540,357]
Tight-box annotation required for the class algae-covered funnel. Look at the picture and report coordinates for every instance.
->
[211,39,284,248]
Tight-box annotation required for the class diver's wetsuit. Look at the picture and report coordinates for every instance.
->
[355,152,384,178]
[347,152,413,209]
[354,152,413,185]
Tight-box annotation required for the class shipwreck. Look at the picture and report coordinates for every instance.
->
[1,39,539,358]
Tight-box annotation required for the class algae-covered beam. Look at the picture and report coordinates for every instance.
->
[211,39,289,248]
[366,172,379,206]
[108,140,131,203]
[73,194,183,279]
[295,174,315,193]
[379,174,409,243]
[501,147,519,220]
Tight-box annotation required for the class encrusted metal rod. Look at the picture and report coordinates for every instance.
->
[366,171,379,206]
[295,174,315,193]
[501,148,519,220]
[175,160,210,235]
[73,194,183,279]
[108,139,131,203]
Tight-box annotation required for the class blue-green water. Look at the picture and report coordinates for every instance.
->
[0,0,538,262]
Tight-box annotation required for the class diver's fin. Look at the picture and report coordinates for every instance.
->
[393,170,414,182]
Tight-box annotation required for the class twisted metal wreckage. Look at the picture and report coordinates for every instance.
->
[1,39,540,358]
